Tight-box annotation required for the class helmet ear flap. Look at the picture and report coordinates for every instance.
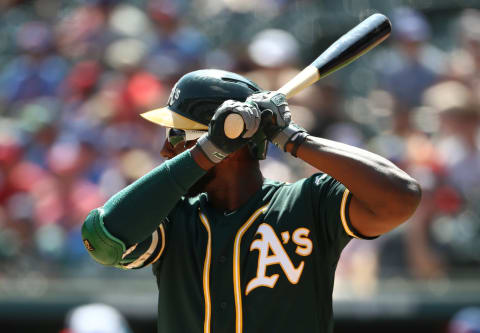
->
[248,130,268,160]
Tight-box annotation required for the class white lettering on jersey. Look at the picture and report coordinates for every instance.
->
[292,228,313,256]
[245,223,312,295]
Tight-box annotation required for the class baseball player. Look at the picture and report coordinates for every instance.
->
[82,69,421,333]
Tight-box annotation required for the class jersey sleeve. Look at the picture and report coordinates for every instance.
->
[119,223,167,269]
[308,173,377,254]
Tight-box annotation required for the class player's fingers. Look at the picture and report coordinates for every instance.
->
[241,104,261,138]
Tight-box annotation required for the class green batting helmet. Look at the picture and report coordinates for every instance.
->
[141,69,268,159]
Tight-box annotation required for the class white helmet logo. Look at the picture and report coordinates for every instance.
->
[167,84,181,106]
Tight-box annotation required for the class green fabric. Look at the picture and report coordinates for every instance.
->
[100,150,206,246]
[152,174,357,333]
[119,233,153,267]
[81,208,126,267]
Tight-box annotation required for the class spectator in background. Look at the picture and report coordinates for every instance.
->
[146,0,210,81]
[449,307,480,333]
[368,7,450,275]
[61,303,133,333]
[0,21,68,108]
[245,28,300,91]
[374,7,446,145]
[292,81,375,147]
[377,7,445,109]
[405,80,480,279]
[448,9,480,88]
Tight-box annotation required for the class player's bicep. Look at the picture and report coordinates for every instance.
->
[348,194,388,237]
[336,188,379,240]
[310,174,376,251]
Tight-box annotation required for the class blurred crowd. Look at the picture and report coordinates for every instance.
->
[0,0,479,295]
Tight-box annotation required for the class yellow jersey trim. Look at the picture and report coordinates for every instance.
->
[199,212,212,333]
[340,189,359,239]
[233,203,269,333]
[124,230,159,269]
[150,224,166,265]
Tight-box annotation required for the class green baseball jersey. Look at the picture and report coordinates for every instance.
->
[153,175,371,333]
[82,151,374,333]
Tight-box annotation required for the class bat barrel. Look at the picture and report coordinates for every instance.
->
[313,13,391,79]
[224,13,392,139]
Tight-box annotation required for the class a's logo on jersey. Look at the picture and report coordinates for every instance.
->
[246,224,313,295]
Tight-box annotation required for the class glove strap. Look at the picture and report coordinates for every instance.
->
[196,135,228,164]
[290,132,309,158]
[272,123,307,152]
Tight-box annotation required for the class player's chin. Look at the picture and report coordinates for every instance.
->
[186,167,216,198]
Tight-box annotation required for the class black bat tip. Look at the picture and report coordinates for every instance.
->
[367,13,392,32]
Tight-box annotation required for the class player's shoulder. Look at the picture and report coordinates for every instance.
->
[263,175,329,216]
[268,173,344,205]
[266,173,335,190]
[263,174,316,199]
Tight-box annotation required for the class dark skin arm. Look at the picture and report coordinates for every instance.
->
[287,136,421,237]
[191,128,421,237]
[191,144,216,171]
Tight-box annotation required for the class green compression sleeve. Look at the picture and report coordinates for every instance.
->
[101,150,206,245]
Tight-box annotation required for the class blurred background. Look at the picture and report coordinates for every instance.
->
[1,0,480,332]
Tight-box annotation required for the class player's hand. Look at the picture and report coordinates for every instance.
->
[247,91,308,155]
[246,91,291,140]
[197,100,261,163]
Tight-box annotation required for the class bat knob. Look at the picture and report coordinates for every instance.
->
[224,113,244,139]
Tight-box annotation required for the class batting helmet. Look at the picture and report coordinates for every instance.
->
[141,69,268,159]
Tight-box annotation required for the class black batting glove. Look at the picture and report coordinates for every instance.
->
[197,100,261,163]
[247,91,291,140]
[247,91,309,157]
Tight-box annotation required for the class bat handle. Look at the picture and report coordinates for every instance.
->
[276,66,320,99]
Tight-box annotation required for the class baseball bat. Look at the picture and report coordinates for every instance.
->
[224,13,392,139]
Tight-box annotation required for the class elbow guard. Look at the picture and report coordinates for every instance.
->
[81,208,126,267]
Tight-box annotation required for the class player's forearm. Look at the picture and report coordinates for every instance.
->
[99,150,206,245]
[291,136,421,228]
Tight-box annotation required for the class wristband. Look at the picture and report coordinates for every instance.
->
[196,135,228,164]
[272,123,306,152]
[290,132,309,158]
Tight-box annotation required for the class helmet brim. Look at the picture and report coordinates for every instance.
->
[140,107,208,130]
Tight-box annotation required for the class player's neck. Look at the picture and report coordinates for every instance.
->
[206,155,263,213]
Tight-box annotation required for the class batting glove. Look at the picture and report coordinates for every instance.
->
[247,91,291,140]
[197,100,261,163]
[247,91,309,157]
